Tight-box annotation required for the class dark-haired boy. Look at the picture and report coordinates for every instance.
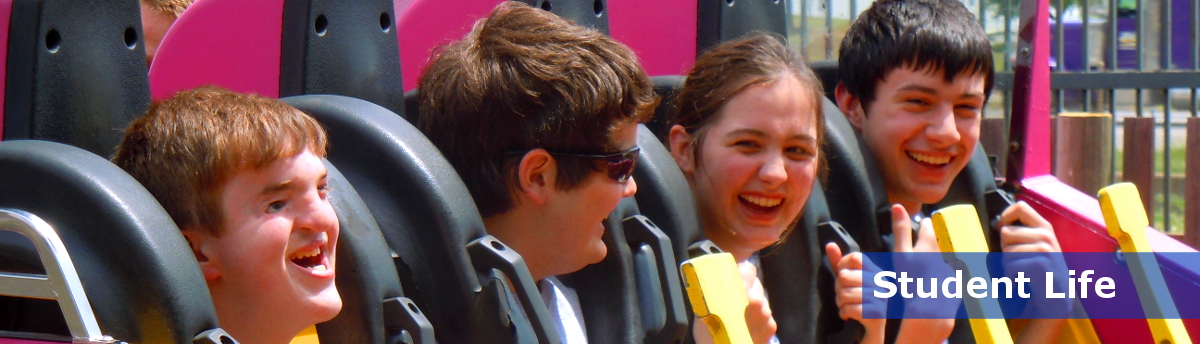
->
[417,2,657,343]
[826,0,1066,343]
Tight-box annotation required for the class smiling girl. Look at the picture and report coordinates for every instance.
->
[667,33,825,344]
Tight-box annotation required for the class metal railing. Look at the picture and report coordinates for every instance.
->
[0,209,114,343]
[787,0,1198,242]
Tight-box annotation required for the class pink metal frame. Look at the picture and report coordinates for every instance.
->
[0,0,13,140]
[607,0,696,76]
[1011,0,1199,341]
[148,0,286,100]
[0,339,67,344]
[395,0,504,92]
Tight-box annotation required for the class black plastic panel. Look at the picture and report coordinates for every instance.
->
[280,0,405,116]
[316,159,424,344]
[630,123,704,267]
[523,0,609,34]
[0,140,218,343]
[761,181,832,343]
[4,0,149,157]
[819,96,891,252]
[645,76,685,142]
[696,0,787,55]
[563,198,641,344]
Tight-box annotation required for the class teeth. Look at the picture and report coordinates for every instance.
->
[291,247,321,260]
[740,195,782,207]
[312,265,327,271]
[907,151,951,165]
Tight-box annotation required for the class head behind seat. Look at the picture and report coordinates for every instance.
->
[0,140,222,343]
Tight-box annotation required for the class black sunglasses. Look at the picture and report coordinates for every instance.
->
[506,146,641,183]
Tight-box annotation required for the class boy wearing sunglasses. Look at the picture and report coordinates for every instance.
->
[417,2,657,343]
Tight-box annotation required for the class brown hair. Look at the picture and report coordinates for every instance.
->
[113,86,328,236]
[141,0,193,19]
[673,33,825,157]
[418,1,657,217]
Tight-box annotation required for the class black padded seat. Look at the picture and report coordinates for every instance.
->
[644,76,686,142]
[563,196,688,344]
[319,159,434,344]
[561,198,641,344]
[630,124,705,265]
[818,96,893,252]
[0,140,223,343]
[281,95,556,344]
[809,60,839,102]
[760,180,842,344]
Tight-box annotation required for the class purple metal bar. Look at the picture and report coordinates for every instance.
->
[1005,0,1053,184]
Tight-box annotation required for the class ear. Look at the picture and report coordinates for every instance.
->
[516,149,556,206]
[834,82,865,131]
[180,229,220,281]
[668,124,696,175]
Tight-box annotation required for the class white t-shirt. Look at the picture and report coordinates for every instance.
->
[539,276,588,344]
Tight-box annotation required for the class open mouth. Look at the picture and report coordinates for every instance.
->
[289,246,328,271]
[740,194,783,212]
[906,151,952,166]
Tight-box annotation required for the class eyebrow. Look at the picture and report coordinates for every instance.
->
[257,173,328,197]
[727,128,817,142]
[896,84,987,100]
[259,180,294,196]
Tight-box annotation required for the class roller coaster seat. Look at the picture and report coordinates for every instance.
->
[0,140,225,343]
[281,95,549,344]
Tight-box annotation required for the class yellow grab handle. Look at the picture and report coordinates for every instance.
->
[1098,183,1192,344]
[288,325,320,344]
[931,204,1013,344]
[680,253,752,344]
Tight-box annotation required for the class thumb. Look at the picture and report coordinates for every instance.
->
[825,242,844,270]
[891,204,913,253]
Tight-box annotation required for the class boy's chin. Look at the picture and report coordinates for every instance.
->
[303,286,344,323]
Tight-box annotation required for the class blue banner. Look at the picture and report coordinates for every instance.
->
[858,252,1200,319]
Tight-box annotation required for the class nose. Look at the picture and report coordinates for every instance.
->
[295,190,339,235]
[758,154,788,189]
[621,176,638,197]
[926,105,961,148]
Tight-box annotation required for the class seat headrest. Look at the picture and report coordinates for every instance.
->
[696,0,787,55]
[809,59,839,102]
[819,96,892,252]
[644,76,685,142]
[0,140,218,343]
[760,180,838,343]
[3,0,148,157]
[280,95,487,343]
[151,0,404,116]
[317,159,429,343]
[562,197,641,343]
[630,123,703,266]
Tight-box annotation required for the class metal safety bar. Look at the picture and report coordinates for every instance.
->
[0,209,112,343]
